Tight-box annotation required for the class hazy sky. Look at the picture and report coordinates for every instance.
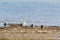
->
[0,0,60,3]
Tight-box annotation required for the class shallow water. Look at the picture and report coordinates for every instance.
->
[0,2,60,26]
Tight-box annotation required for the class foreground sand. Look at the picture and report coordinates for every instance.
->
[0,25,60,40]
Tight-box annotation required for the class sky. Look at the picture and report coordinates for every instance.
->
[0,0,60,3]
[0,0,60,26]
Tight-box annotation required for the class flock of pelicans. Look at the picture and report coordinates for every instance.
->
[0,18,45,29]
[3,21,44,29]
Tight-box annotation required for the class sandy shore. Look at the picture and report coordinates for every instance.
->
[0,25,60,40]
